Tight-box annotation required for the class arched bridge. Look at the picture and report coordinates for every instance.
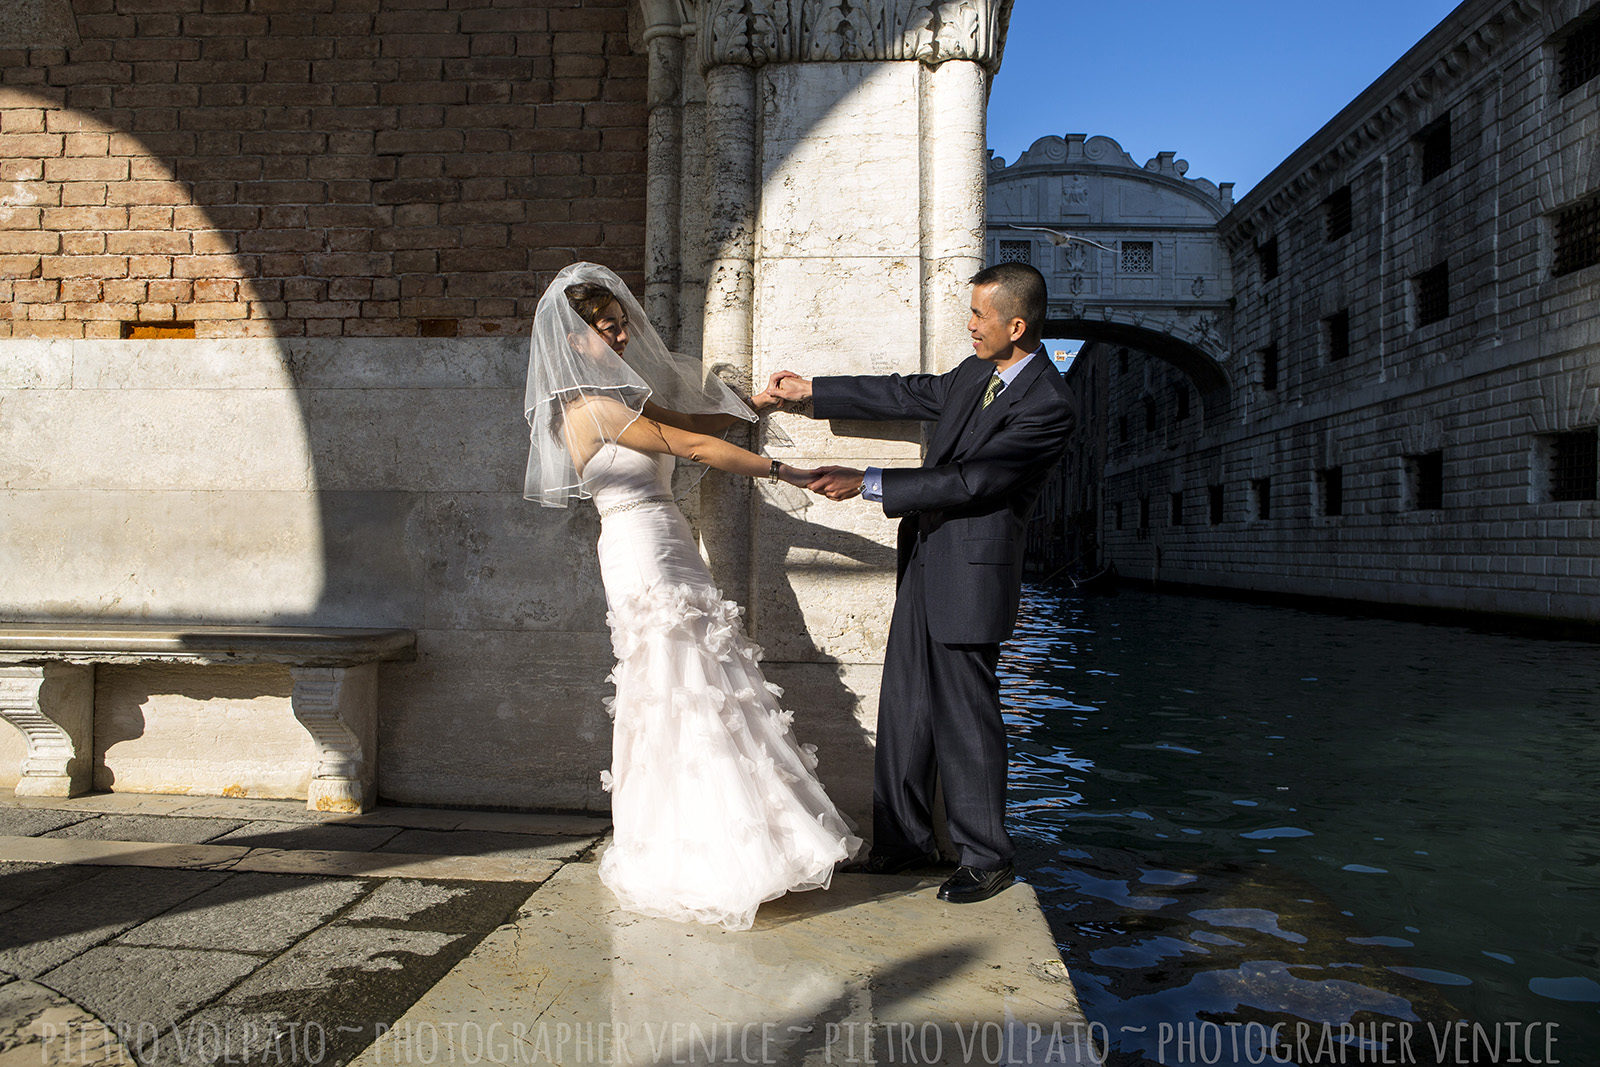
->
[985,134,1235,392]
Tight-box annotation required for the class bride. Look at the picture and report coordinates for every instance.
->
[524,262,862,931]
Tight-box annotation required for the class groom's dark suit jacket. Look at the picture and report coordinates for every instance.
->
[813,354,1075,645]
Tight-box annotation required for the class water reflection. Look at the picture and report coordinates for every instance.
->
[1002,585,1600,1066]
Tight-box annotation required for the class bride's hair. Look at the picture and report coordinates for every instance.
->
[564,282,616,326]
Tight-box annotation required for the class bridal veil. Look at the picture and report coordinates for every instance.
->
[523,262,754,507]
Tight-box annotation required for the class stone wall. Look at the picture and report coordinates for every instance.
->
[1073,0,1600,623]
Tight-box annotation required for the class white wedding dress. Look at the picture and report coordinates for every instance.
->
[586,442,862,931]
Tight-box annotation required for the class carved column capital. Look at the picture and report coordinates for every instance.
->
[698,0,1012,74]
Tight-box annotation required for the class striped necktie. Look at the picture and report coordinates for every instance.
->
[982,373,1005,408]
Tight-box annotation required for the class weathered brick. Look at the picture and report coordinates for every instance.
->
[187,300,250,319]
[12,278,60,302]
[62,132,112,156]
[106,231,193,255]
[41,254,128,278]
[0,109,46,133]
[171,254,242,278]
[42,156,129,182]
[59,278,105,302]
[0,132,65,156]
[114,37,202,61]
[180,13,269,34]
[0,232,63,255]
[0,206,42,228]
[146,278,192,302]
[47,62,133,86]
[0,255,45,277]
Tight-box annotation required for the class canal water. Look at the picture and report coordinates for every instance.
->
[1000,585,1600,1067]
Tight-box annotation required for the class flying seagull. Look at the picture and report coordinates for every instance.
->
[1007,224,1116,253]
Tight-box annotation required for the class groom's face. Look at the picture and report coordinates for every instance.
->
[968,283,1022,364]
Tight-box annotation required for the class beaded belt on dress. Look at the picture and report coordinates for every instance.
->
[598,495,673,519]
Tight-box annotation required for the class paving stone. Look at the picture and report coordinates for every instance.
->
[135,880,537,1067]
[0,837,250,873]
[375,828,589,863]
[0,861,94,917]
[0,977,135,1067]
[116,872,369,955]
[41,944,262,1039]
[208,820,401,853]
[339,880,473,925]
[232,846,563,883]
[138,927,467,1067]
[0,808,94,838]
[41,815,245,845]
[339,879,534,935]
[0,866,227,980]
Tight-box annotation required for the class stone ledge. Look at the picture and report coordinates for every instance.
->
[0,623,416,668]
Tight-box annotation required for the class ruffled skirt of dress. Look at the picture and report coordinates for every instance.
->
[598,581,862,931]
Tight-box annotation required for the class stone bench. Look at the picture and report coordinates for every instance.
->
[0,624,416,813]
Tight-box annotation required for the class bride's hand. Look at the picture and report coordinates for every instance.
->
[748,388,785,415]
[775,463,818,488]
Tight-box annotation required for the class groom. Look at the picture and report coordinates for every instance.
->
[769,262,1073,904]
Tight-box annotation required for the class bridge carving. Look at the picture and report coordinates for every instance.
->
[986,134,1235,392]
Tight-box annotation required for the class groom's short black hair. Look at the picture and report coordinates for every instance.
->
[970,263,1047,335]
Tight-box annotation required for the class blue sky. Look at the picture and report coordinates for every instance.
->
[988,0,1462,199]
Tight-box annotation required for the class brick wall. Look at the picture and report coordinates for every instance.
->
[0,0,646,339]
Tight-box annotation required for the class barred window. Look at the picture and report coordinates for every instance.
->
[1324,309,1350,362]
[1139,496,1150,530]
[1169,491,1184,526]
[1325,185,1352,241]
[123,322,196,339]
[1553,193,1600,277]
[998,240,1031,265]
[1546,429,1598,502]
[1259,343,1280,391]
[1417,114,1451,183]
[1208,484,1224,525]
[1407,450,1444,510]
[1413,263,1450,327]
[1142,396,1157,432]
[1317,466,1344,517]
[1559,9,1600,96]
[1118,415,1129,443]
[1120,241,1154,273]
[1114,501,1124,531]
[1259,237,1279,281]
[1173,383,1190,420]
[1252,477,1272,520]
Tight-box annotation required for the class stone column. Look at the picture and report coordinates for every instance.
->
[660,0,1012,824]
[919,57,989,375]
[641,0,689,345]
[696,60,761,606]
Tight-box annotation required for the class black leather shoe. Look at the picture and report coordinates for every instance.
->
[936,863,1015,903]
[842,849,941,875]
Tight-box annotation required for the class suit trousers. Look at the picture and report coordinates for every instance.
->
[873,531,1013,870]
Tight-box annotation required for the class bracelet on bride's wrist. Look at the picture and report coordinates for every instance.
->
[768,460,781,484]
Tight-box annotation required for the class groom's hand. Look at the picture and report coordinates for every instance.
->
[768,370,812,403]
[810,466,864,501]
